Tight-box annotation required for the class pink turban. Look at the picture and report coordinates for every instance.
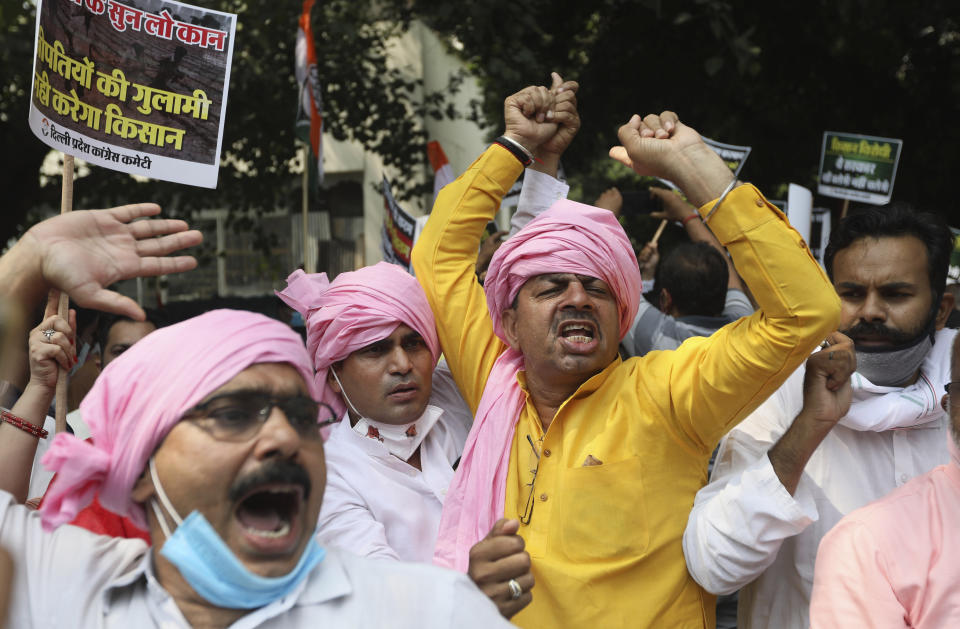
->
[39,310,316,532]
[484,199,642,342]
[276,262,440,418]
[436,199,643,571]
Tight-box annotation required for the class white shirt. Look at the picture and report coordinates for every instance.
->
[317,362,472,562]
[0,490,509,628]
[683,328,956,629]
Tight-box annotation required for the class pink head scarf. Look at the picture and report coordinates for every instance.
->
[434,199,642,571]
[39,310,316,532]
[484,199,642,341]
[276,262,440,418]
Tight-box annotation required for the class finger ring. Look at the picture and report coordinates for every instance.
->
[42,329,55,341]
[507,578,523,600]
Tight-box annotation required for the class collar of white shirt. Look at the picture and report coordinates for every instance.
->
[335,406,446,463]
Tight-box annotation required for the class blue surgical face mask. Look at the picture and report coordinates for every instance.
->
[148,457,326,610]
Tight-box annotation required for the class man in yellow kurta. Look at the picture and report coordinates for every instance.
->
[412,84,841,628]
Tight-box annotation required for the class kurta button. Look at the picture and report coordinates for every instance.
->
[543,449,552,457]
[899,473,908,483]
[755,198,764,207]
[539,493,548,502]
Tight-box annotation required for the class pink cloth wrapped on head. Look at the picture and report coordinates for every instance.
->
[276,262,441,418]
[484,199,642,340]
[39,309,316,532]
[435,199,643,571]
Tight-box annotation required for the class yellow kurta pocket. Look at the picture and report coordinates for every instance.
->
[558,456,650,561]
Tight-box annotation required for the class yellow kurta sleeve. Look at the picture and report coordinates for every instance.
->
[640,183,841,455]
[411,145,524,413]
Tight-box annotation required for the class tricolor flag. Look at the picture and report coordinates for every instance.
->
[295,0,323,184]
[427,140,454,205]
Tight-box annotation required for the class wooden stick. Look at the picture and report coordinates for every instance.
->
[840,198,850,219]
[54,154,74,436]
[650,219,668,245]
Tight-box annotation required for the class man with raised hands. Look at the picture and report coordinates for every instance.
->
[0,309,509,627]
[411,81,840,627]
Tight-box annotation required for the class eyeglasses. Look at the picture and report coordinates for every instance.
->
[520,434,541,525]
[181,391,337,442]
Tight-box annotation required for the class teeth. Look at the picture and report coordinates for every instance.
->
[568,335,591,343]
[245,521,291,538]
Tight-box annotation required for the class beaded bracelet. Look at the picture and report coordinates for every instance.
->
[1,409,48,439]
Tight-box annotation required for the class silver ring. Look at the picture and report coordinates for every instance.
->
[507,578,522,600]
[42,329,55,341]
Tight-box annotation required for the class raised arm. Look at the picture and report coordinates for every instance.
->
[0,203,202,322]
[0,293,75,503]
[683,336,856,593]
[508,74,578,238]
[412,82,576,409]
[611,112,841,450]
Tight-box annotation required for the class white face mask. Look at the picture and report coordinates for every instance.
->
[330,368,440,461]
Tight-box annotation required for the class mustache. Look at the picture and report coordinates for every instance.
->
[842,321,917,346]
[228,459,312,502]
[552,309,600,333]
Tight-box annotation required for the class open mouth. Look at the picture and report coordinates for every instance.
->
[234,485,303,540]
[559,321,597,343]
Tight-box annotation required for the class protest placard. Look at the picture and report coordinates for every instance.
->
[28,0,237,188]
[381,176,417,272]
[817,131,902,205]
[702,137,752,178]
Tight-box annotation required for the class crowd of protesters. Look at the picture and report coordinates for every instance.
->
[0,72,958,629]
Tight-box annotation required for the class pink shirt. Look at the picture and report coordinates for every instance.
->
[810,454,960,628]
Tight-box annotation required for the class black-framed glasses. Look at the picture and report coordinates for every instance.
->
[520,434,541,525]
[182,391,337,442]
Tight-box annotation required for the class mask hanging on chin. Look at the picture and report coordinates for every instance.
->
[853,308,938,387]
[148,458,326,610]
[855,335,933,387]
[331,367,440,461]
